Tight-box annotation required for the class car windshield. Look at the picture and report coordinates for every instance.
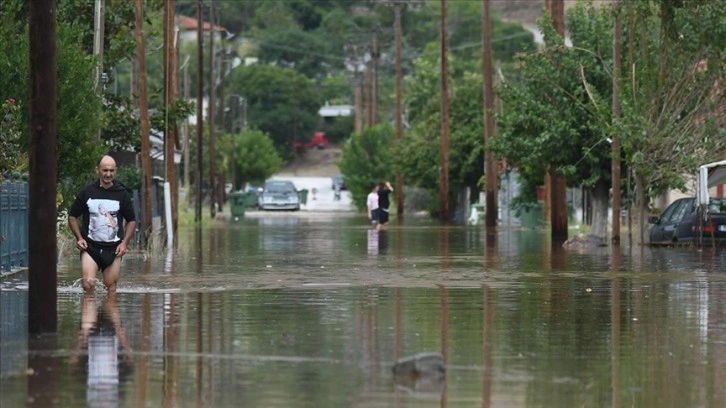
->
[265,182,294,194]
[709,198,726,213]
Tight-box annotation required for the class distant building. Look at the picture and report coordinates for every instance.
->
[177,15,228,43]
[318,103,353,118]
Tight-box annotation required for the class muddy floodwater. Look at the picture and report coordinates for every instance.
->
[2,213,726,407]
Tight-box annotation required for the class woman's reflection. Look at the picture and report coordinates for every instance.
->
[70,294,133,407]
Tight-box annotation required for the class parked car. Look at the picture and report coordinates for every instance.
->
[648,197,726,245]
[258,180,300,211]
[331,174,346,190]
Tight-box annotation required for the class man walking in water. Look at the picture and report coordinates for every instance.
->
[68,155,136,294]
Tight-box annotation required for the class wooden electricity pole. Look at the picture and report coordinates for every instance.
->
[28,0,58,334]
[135,0,153,245]
[611,0,622,245]
[93,0,105,144]
[439,0,450,222]
[163,0,178,240]
[394,4,405,218]
[195,0,204,223]
[208,0,216,219]
[482,0,497,228]
[546,0,568,239]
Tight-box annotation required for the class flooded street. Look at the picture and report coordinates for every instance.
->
[3,214,726,407]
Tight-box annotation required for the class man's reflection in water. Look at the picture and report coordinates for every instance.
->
[70,294,133,408]
[367,229,389,256]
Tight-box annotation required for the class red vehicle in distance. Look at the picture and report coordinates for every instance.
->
[293,131,329,150]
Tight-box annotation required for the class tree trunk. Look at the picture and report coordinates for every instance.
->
[634,172,647,246]
[589,179,609,240]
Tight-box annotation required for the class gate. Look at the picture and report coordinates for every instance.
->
[0,174,28,273]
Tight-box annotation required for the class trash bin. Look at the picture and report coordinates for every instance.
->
[298,189,309,205]
[243,191,259,209]
[229,192,246,220]
[518,202,543,229]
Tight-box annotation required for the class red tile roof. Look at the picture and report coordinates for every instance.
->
[178,15,226,33]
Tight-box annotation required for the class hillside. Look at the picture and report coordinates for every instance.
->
[278,146,343,177]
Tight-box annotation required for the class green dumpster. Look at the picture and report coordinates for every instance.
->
[298,189,309,205]
[518,202,543,229]
[243,191,259,208]
[229,192,246,220]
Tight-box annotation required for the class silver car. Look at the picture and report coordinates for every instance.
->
[259,180,300,211]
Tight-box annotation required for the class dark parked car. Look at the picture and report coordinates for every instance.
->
[648,197,726,245]
[258,180,300,211]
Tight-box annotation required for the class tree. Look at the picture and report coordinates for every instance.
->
[338,124,397,210]
[397,46,487,217]
[0,12,106,209]
[226,64,322,158]
[229,128,284,188]
[492,4,614,239]
[618,0,726,242]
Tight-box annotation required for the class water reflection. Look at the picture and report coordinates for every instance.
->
[69,294,132,408]
[5,220,726,407]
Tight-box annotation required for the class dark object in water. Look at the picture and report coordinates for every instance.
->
[562,233,606,250]
[393,352,445,395]
[393,352,445,378]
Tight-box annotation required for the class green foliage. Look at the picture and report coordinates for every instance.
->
[338,124,396,210]
[226,64,323,159]
[102,95,140,152]
[232,128,284,186]
[318,116,354,145]
[0,11,106,210]
[116,165,142,190]
[399,51,486,213]
[254,27,341,79]
[491,2,614,204]
[616,0,726,197]
[0,98,24,173]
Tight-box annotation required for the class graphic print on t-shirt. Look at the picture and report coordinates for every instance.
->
[87,198,120,243]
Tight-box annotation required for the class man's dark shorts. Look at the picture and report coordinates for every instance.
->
[83,243,119,271]
[379,208,390,224]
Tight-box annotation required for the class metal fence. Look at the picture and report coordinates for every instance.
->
[0,174,28,273]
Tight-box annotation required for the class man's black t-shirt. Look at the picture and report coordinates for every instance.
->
[378,187,391,210]
[69,180,136,247]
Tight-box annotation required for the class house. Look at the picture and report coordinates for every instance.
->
[177,15,228,43]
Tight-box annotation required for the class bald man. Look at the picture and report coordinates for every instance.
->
[69,155,136,294]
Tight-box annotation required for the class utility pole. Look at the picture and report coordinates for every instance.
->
[135,0,152,246]
[93,0,105,141]
[439,0,450,222]
[394,4,405,218]
[28,0,58,334]
[546,0,568,239]
[208,0,216,219]
[366,52,375,128]
[163,0,177,244]
[482,0,497,228]
[371,30,379,127]
[182,58,191,201]
[195,0,204,223]
[354,61,364,134]
[611,0,622,246]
